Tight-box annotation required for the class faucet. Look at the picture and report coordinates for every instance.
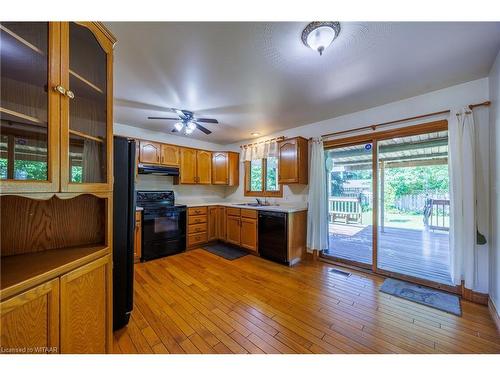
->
[255,198,262,205]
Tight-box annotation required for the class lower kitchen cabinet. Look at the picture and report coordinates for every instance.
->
[217,206,226,241]
[60,254,112,353]
[240,217,258,253]
[208,206,218,241]
[0,254,112,354]
[226,212,241,246]
[0,279,59,354]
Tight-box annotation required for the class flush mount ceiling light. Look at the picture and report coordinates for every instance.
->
[301,21,341,56]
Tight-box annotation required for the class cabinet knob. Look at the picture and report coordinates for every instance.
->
[65,90,75,99]
[54,85,66,95]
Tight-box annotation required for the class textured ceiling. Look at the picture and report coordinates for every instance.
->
[107,22,500,144]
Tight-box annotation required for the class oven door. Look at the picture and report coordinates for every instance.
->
[143,207,186,242]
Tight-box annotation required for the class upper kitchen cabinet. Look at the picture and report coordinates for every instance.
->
[60,22,115,193]
[0,22,60,194]
[139,140,161,164]
[160,144,179,166]
[278,136,309,185]
[212,151,239,186]
[176,148,212,184]
[197,150,212,184]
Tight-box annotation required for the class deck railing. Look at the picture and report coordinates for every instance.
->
[424,198,450,231]
[328,197,362,224]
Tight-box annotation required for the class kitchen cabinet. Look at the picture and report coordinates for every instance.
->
[0,22,60,194]
[217,206,226,241]
[178,148,212,184]
[139,141,161,164]
[212,151,239,186]
[160,144,179,166]
[187,206,208,248]
[134,210,142,263]
[60,254,112,353]
[179,148,197,184]
[0,279,59,354]
[208,206,218,241]
[197,150,212,184]
[60,22,115,193]
[278,136,309,185]
[224,208,257,252]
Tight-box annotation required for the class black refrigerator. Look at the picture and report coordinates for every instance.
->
[112,136,136,330]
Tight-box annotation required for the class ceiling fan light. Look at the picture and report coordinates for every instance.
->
[186,121,196,131]
[174,122,184,131]
[185,127,194,135]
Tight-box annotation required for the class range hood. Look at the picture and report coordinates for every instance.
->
[137,163,179,176]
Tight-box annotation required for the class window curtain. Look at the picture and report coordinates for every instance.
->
[449,109,476,288]
[307,138,329,253]
[241,140,278,162]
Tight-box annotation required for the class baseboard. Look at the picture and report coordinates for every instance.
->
[488,298,500,333]
[461,282,489,305]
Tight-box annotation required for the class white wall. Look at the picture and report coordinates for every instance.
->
[225,78,491,292]
[489,50,500,314]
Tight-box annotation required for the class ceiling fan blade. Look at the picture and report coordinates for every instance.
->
[194,118,218,124]
[174,109,188,120]
[195,122,212,135]
[148,116,180,120]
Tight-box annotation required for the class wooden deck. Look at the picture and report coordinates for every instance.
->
[325,224,452,285]
[113,249,500,354]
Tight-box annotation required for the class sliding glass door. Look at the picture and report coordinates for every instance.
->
[376,130,452,285]
[323,143,374,268]
[322,122,452,288]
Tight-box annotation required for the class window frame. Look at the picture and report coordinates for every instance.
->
[244,158,283,197]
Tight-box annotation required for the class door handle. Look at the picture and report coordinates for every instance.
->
[65,90,75,99]
[54,85,66,95]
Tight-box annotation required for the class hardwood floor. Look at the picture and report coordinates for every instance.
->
[113,249,500,354]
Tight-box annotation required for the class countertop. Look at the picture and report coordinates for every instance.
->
[176,201,307,213]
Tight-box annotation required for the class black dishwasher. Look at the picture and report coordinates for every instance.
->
[258,211,288,265]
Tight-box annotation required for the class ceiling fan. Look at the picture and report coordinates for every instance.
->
[147,109,218,135]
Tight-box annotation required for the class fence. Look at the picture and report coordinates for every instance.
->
[393,192,449,213]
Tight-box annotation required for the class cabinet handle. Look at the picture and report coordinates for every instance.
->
[65,90,75,99]
[54,85,66,95]
[157,155,160,162]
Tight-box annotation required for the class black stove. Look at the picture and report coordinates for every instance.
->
[136,191,186,261]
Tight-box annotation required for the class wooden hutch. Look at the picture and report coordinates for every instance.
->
[0,22,115,353]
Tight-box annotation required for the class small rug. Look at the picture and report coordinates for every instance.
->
[380,278,461,316]
[202,243,248,260]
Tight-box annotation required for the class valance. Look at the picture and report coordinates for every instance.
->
[240,139,280,162]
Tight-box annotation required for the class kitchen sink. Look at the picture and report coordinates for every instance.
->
[234,203,279,207]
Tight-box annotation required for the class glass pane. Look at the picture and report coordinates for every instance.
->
[323,143,373,266]
[69,22,107,183]
[250,159,262,191]
[377,130,452,285]
[266,156,279,191]
[0,22,49,181]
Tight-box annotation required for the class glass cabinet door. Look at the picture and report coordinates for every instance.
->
[0,22,59,192]
[61,22,113,191]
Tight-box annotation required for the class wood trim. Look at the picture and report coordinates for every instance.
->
[0,107,42,123]
[461,282,489,305]
[321,110,450,140]
[324,120,449,149]
[244,160,283,198]
[69,129,104,143]
[69,69,104,93]
[488,299,500,333]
